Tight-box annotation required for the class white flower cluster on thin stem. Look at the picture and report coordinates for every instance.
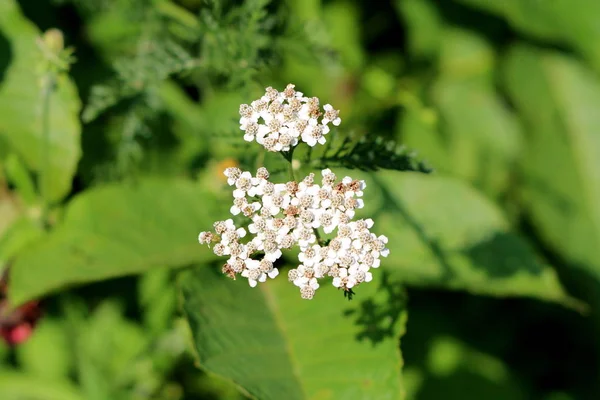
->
[198,167,389,299]
[239,84,341,152]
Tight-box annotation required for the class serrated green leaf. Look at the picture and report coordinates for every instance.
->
[0,0,81,202]
[455,0,600,73]
[8,178,222,304]
[366,171,573,305]
[182,266,407,400]
[503,45,600,283]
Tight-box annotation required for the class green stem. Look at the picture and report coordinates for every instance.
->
[40,73,54,228]
[281,147,296,181]
[254,150,265,172]
[313,227,323,244]
[288,161,296,182]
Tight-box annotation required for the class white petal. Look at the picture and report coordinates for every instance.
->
[236,228,247,238]
[265,250,282,262]
[294,277,308,287]
[233,189,246,198]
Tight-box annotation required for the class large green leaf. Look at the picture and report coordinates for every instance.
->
[0,0,81,202]
[182,265,407,400]
[8,178,221,304]
[455,0,600,73]
[503,45,600,282]
[366,171,572,305]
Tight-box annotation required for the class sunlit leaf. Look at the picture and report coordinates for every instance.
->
[366,171,574,305]
[0,0,81,202]
[182,265,407,400]
[8,178,222,304]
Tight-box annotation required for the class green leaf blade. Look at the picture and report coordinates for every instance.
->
[503,45,600,282]
[8,178,221,304]
[182,266,406,400]
[366,171,572,305]
[0,0,82,203]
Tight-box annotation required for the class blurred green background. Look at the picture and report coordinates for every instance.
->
[1,0,600,399]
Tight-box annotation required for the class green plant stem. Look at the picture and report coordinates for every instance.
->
[254,150,265,172]
[288,161,296,182]
[281,147,296,181]
[313,227,323,244]
[40,73,55,229]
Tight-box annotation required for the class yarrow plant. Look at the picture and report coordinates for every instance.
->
[198,84,389,299]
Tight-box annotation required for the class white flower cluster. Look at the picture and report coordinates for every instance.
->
[198,167,389,299]
[239,84,341,152]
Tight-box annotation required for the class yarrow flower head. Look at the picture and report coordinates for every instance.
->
[238,84,341,152]
[198,167,389,299]
[198,84,389,300]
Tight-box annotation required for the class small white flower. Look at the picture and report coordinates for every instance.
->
[322,104,341,126]
[298,244,322,267]
[232,171,254,198]
[223,167,242,186]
